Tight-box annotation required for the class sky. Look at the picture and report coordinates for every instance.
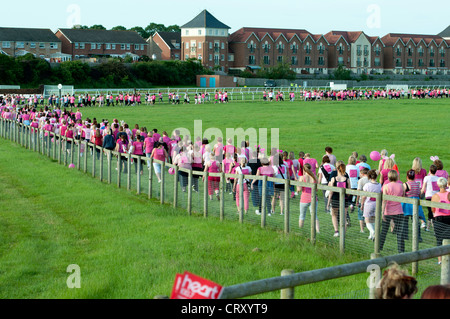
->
[2,0,449,37]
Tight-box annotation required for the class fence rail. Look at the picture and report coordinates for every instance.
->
[2,117,450,298]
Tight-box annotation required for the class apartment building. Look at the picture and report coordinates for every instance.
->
[148,31,181,60]
[180,9,231,72]
[55,28,148,61]
[0,27,68,62]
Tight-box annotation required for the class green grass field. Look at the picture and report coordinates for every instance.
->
[1,97,448,299]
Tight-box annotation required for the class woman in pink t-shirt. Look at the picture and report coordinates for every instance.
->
[380,170,406,253]
[298,163,319,232]
[431,177,450,264]
[233,157,252,215]
[144,133,154,169]
[131,134,144,175]
[203,155,221,200]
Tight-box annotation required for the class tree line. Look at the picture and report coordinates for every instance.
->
[0,54,212,89]
[75,23,180,39]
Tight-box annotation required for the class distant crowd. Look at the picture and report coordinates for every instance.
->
[0,87,448,108]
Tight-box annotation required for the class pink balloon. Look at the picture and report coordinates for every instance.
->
[370,151,381,162]
[68,163,75,168]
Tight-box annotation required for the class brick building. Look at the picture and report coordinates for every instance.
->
[228,27,330,75]
[0,27,68,62]
[180,9,231,72]
[381,33,449,75]
[55,28,148,61]
[147,31,181,60]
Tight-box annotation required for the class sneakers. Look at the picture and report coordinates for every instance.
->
[333,231,339,237]
[255,210,261,215]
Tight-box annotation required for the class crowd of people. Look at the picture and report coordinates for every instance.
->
[1,87,448,109]
[2,98,450,263]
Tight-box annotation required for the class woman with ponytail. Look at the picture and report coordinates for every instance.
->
[327,162,350,237]
[298,163,320,232]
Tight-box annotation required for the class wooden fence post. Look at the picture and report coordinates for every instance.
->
[204,172,209,218]
[126,153,131,190]
[239,174,244,224]
[173,166,179,208]
[187,170,192,215]
[160,161,165,204]
[280,269,295,299]
[339,187,346,254]
[310,183,317,245]
[148,158,153,199]
[374,192,383,258]
[412,198,420,276]
[220,172,225,221]
[284,178,290,234]
[261,176,267,228]
[442,239,450,285]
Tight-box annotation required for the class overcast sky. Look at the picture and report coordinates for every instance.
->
[2,0,448,37]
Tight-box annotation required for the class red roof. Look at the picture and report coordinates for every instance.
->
[381,33,446,46]
[229,27,312,43]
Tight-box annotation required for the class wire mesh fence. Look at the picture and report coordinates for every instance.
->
[2,118,450,298]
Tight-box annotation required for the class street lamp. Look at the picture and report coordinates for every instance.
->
[58,83,62,108]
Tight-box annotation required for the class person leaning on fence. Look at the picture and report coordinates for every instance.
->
[421,284,450,299]
[431,177,450,265]
[327,162,350,237]
[380,170,407,254]
[376,263,418,299]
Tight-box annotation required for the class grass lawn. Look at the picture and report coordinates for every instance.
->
[1,97,448,299]
[75,98,449,175]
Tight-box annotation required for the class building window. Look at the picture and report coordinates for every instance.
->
[221,54,224,61]
[16,42,25,49]
[318,56,324,65]
[91,43,96,50]
[338,44,344,55]
[209,54,212,61]
[248,55,255,65]
[407,58,413,67]
[305,43,311,54]
[198,29,201,35]
[112,44,116,50]
[396,46,401,56]
[198,42,202,49]
[429,59,435,67]
[185,30,189,36]
[2,41,11,48]
[277,42,284,54]
[221,42,224,50]
[185,42,189,49]
[141,44,145,51]
[121,44,126,50]
[440,59,445,67]
[407,47,413,56]
[364,45,369,56]
[74,43,79,49]
[291,56,298,65]
[318,43,324,54]
[374,57,381,67]
[126,44,130,50]
[263,55,270,65]
[430,48,435,57]
[440,47,445,57]
[304,56,311,65]
[374,45,381,56]
[357,45,362,56]
[30,42,36,49]
[209,42,212,49]
[396,58,402,67]
[40,43,46,49]
[418,59,424,67]
[277,55,283,63]
[263,42,270,53]
[79,43,85,49]
[338,56,344,65]
[291,42,298,54]
[106,44,111,50]
[135,44,140,50]
[214,54,219,65]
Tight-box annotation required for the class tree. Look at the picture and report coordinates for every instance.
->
[333,64,352,80]
[111,26,127,31]
[130,26,150,39]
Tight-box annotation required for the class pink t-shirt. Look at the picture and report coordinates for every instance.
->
[144,137,153,154]
[133,141,144,155]
[434,192,450,217]
[384,182,404,215]
[258,166,274,177]
[303,158,318,175]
